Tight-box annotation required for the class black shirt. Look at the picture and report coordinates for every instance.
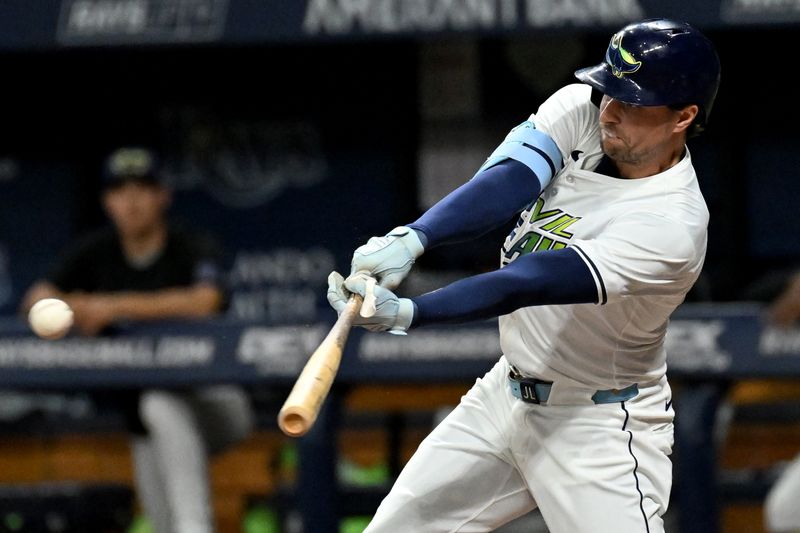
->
[47,226,225,294]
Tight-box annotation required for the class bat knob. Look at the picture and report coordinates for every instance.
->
[278,407,312,437]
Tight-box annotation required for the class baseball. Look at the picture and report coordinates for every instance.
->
[28,298,74,340]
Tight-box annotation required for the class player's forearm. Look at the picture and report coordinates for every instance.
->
[408,160,542,249]
[410,248,597,327]
[101,285,224,321]
[408,122,562,249]
[19,281,64,314]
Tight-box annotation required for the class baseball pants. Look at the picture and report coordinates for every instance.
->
[365,357,674,533]
[132,385,254,533]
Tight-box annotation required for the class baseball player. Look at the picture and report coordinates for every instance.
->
[327,19,720,533]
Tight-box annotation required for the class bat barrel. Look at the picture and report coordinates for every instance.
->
[277,292,364,437]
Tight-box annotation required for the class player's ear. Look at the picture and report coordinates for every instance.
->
[673,104,699,134]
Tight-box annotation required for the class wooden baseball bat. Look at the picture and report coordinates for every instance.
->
[278,292,364,437]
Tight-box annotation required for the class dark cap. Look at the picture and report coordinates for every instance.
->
[102,147,161,188]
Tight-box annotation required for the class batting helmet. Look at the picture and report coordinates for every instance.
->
[575,19,721,127]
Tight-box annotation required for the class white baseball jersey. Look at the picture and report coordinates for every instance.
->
[499,83,709,390]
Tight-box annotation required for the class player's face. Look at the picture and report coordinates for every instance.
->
[102,181,170,239]
[598,95,691,172]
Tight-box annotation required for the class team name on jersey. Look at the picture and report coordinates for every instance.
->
[501,197,581,265]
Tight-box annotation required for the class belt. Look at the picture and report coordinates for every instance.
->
[507,367,639,405]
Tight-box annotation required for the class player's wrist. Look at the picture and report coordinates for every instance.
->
[393,298,415,333]
[390,226,425,257]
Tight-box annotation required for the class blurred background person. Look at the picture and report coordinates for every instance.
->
[768,271,800,328]
[762,268,800,532]
[20,147,254,533]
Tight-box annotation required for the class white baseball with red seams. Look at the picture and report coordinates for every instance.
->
[28,298,74,340]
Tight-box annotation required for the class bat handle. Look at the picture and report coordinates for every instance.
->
[347,270,377,318]
[336,292,365,334]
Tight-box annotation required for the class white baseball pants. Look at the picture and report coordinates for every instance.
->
[365,357,674,533]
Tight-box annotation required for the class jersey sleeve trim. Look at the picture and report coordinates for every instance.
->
[478,121,563,191]
[571,245,607,305]
[522,142,557,177]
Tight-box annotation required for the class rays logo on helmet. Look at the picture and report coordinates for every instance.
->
[605,33,642,78]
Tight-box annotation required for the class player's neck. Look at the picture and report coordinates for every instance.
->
[119,223,168,263]
[614,143,686,179]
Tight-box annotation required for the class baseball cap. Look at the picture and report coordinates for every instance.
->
[102,147,161,189]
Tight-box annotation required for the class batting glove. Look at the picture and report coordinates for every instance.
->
[350,226,425,290]
[327,271,415,334]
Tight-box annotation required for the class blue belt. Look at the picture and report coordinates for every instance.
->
[508,369,639,405]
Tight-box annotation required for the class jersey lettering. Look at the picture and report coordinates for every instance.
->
[540,214,580,238]
[530,199,562,223]
[501,198,579,265]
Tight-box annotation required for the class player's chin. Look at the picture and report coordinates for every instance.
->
[601,139,624,159]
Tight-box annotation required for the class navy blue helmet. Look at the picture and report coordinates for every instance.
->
[575,19,721,126]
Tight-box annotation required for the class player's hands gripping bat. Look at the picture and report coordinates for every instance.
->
[350,226,425,290]
[328,271,415,334]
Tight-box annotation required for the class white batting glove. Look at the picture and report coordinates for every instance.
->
[350,226,425,290]
[327,272,415,334]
